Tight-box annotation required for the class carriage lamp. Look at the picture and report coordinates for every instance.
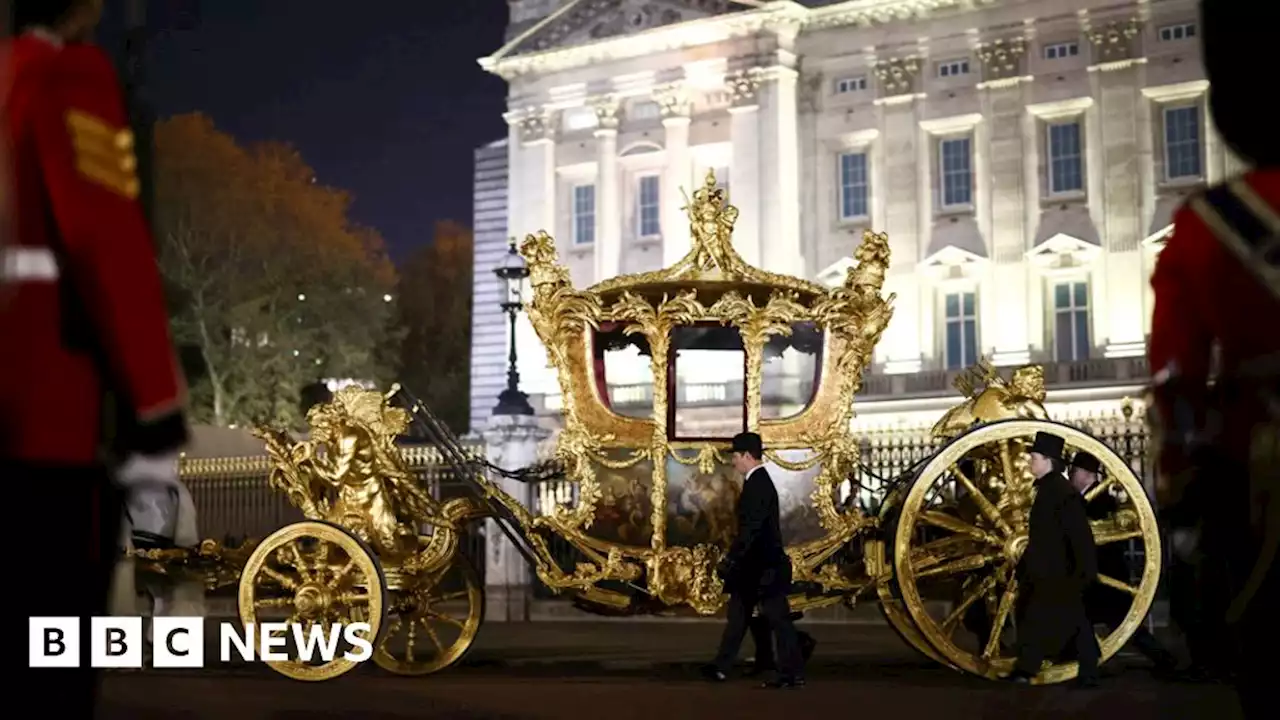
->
[492,237,535,416]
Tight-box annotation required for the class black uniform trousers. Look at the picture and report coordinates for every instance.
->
[1012,588,1100,680]
[11,461,123,719]
[713,564,803,678]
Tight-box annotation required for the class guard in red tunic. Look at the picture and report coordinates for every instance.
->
[1148,4,1277,715]
[3,1,188,713]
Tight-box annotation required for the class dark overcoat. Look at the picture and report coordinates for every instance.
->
[722,467,790,595]
[1017,471,1099,654]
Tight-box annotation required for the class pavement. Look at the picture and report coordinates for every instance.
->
[100,620,1244,720]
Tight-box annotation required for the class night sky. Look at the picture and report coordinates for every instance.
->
[100,0,511,262]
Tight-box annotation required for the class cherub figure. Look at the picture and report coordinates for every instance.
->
[682,170,739,273]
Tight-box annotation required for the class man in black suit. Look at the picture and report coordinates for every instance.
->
[1069,451,1178,674]
[1008,432,1100,688]
[703,432,805,688]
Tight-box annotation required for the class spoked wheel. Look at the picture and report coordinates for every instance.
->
[893,419,1161,684]
[874,493,955,668]
[238,520,387,682]
[374,553,485,676]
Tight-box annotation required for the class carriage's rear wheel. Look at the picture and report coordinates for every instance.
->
[893,419,1161,684]
[238,521,387,682]
[373,552,485,676]
[873,497,955,668]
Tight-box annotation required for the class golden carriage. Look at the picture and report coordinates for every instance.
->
[140,171,1161,684]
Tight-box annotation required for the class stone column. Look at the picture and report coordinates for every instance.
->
[727,68,762,266]
[515,109,558,392]
[592,96,622,282]
[757,65,803,277]
[1086,19,1147,357]
[655,83,693,266]
[504,111,525,243]
[873,56,924,370]
[482,414,551,622]
[977,39,1033,366]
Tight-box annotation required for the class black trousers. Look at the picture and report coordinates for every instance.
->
[713,575,803,678]
[749,612,813,668]
[1013,594,1099,680]
[11,461,122,719]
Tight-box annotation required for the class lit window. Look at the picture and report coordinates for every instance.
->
[1047,121,1084,194]
[573,184,595,245]
[938,59,970,77]
[838,152,868,220]
[1044,41,1080,60]
[1159,23,1196,42]
[940,137,972,207]
[637,175,661,237]
[944,292,978,370]
[834,76,867,94]
[1164,105,1202,180]
[1053,281,1091,362]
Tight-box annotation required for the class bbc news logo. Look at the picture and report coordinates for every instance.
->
[28,617,373,668]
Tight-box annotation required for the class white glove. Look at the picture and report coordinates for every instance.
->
[116,452,183,546]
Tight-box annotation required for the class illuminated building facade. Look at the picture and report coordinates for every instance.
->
[470,0,1235,433]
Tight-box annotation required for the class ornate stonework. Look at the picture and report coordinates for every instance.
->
[652,82,693,119]
[807,0,999,31]
[874,56,921,98]
[1086,18,1142,63]
[591,95,621,131]
[511,108,556,144]
[518,0,732,55]
[798,71,824,113]
[725,68,764,108]
[976,37,1027,83]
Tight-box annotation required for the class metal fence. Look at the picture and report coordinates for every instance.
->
[180,408,1156,605]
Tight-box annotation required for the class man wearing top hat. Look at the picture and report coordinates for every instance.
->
[1068,451,1177,674]
[703,432,805,688]
[1008,432,1100,687]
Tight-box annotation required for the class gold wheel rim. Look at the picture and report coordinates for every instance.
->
[238,521,386,682]
[374,555,484,676]
[894,419,1161,684]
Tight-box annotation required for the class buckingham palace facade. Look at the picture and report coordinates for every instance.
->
[468,0,1239,433]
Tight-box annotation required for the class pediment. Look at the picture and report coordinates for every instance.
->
[921,216,988,278]
[503,0,738,58]
[1027,232,1102,269]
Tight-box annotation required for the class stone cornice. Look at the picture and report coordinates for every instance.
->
[479,0,1006,81]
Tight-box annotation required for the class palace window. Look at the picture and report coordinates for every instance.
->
[944,291,978,370]
[938,59,970,77]
[1053,281,1091,362]
[940,137,973,208]
[1047,121,1084,194]
[638,175,661,238]
[1044,41,1079,60]
[1164,105,1202,180]
[834,76,867,94]
[1158,23,1196,42]
[573,184,595,246]
[839,151,869,220]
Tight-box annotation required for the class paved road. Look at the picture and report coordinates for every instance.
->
[100,622,1243,720]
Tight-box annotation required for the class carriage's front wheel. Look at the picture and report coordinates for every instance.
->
[892,419,1161,684]
[237,520,387,682]
[373,552,485,676]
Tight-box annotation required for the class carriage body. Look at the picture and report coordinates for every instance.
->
[516,171,894,613]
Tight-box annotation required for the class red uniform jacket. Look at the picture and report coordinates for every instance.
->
[1148,169,1280,470]
[1,32,188,465]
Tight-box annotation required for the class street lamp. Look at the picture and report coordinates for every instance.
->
[492,237,534,416]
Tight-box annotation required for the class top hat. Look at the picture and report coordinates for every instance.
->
[1071,450,1103,475]
[1028,432,1065,461]
[731,432,764,457]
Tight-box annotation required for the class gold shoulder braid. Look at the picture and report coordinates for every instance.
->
[64,109,140,199]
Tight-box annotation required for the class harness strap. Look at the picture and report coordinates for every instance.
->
[1190,179,1280,302]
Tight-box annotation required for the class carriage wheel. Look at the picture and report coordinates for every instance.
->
[893,419,1161,684]
[874,498,955,668]
[373,553,485,676]
[238,520,387,682]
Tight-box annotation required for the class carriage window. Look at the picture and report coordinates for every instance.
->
[670,325,746,439]
[593,324,653,419]
[761,322,823,420]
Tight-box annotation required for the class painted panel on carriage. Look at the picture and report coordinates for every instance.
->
[588,450,656,548]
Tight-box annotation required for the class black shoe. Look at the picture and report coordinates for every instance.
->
[700,665,727,682]
[800,634,817,661]
[761,676,804,689]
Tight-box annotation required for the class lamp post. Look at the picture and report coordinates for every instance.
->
[492,238,534,416]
